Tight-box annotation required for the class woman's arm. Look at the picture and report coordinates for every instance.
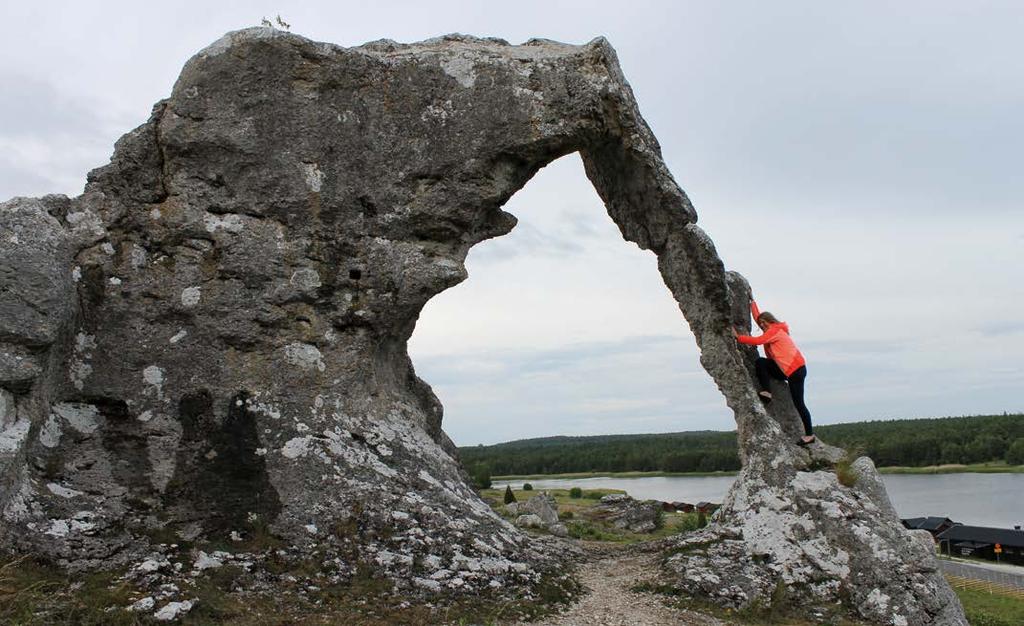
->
[735,325,779,346]
[751,299,762,320]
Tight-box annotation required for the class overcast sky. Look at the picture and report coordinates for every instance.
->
[3,1,1021,445]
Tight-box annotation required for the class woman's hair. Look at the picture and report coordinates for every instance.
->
[757,311,780,326]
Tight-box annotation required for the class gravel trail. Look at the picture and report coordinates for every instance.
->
[522,543,727,626]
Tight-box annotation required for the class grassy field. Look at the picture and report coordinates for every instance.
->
[479,486,707,543]
[953,585,1024,626]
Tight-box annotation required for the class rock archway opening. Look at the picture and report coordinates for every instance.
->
[408,153,725,448]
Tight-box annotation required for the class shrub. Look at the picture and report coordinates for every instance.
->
[472,464,492,489]
[568,487,583,499]
[697,510,707,528]
[654,507,665,530]
[503,485,516,504]
[522,483,533,491]
[675,512,703,532]
[835,455,859,487]
[565,521,620,541]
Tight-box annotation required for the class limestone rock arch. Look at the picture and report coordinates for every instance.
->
[0,29,964,624]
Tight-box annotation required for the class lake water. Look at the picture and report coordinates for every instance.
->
[493,473,1024,528]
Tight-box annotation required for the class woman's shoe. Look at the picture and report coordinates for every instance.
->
[796,436,816,447]
[758,391,773,404]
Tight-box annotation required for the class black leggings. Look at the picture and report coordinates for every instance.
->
[755,358,813,436]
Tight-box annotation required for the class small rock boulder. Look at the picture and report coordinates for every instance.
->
[154,600,194,621]
[521,494,559,526]
[593,495,661,533]
[515,514,544,529]
[193,551,223,572]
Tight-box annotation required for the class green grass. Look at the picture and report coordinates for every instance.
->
[954,586,1024,626]
[0,556,139,625]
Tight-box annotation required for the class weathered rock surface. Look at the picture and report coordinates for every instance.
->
[0,27,965,624]
[512,493,569,537]
[516,514,545,529]
[589,495,662,534]
[522,494,560,526]
[659,274,966,625]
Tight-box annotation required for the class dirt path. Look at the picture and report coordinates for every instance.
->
[521,543,727,626]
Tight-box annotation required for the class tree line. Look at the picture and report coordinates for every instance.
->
[460,413,1024,477]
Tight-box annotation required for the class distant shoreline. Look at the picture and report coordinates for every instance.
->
[875,462,1024,475]
[493,462,1024,482]
[493,470,738,481]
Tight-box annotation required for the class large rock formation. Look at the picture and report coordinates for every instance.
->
[662,272,965,625]
[0,28,965,623]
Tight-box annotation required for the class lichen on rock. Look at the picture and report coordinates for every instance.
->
[0,27,965,624]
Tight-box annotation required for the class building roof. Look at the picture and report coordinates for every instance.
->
[936,525,1024,547]
[903,516,956,531]
[921,517,956,530]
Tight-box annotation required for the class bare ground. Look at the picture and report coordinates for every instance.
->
[520,542,728,626]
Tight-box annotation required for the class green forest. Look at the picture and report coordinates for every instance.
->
[459,413,1024,477]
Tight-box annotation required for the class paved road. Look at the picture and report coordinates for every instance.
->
[939,558,1024,589]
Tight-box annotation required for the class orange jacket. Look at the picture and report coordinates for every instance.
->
[736,301,806,376]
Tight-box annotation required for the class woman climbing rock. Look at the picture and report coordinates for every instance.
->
[733,297,815,446]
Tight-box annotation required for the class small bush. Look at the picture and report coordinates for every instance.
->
[472,464,492,489]
[503,485,516,504]
[205,564,247,592]
[835,455,859,487]
[568,487,583,499]
[675,512,703,532]
[769,579,789,614]
[696,510,707,528]
[522,483,533,491]
[565,521,621,542]
[559,511,574,520]
[654,507,665,530]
